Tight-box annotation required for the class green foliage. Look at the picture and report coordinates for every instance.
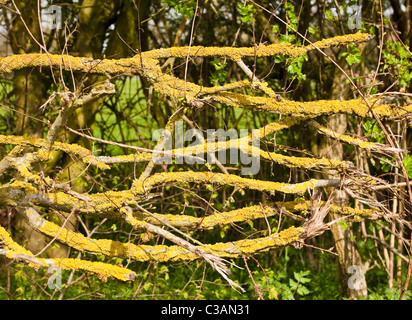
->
[237,2,254,24]
[382,40,412,87]
[363,119,385,144]
[367,286,412,300]
[325,9,337,23]
[286,54,308,82]
[402,154,412,179]
[209,59,228,85]
[162,0,196,19]
[342,44,363,66]
[279,33,296,43]
[271,2,308,82]
[285,2,298,32]
[308,26,319,35]
[289,270,311,296]
[338,219,348,230]
[0,80,13,135]
[244,245,343,300]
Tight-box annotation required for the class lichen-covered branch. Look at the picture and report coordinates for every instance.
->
[211,91,412,118]
[134,200,380,229]
[64,115,351,170]
[0,225,136,281]
[1,35,409,120]
[120,206,244,292]
[17,207,304,264]
[141,32,371,61]
[0,134,110,170]
[45,81,115,147]
[309,120,406,153]
[135,171,337,195]
[0,172,355,219]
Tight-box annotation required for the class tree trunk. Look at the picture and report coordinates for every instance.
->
[318,65,368,299]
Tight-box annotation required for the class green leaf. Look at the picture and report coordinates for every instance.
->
[279,34,296,43]
[143,282,152,292]
[346,54,362,65]
[268,287,279,300]
[343,45,363,65]
[294,270,311,283]
[308,26,317,34]
[285,2,294,10]
[289,15,298,25]
[210,59,227,85]
[325,9,335,21]
[287,64,297,74]
[357,240,365,249]
[237,3,254,24]
[289,278,298,290]
[162,0,195,19]
[246,220,254,229]
[402,154,412,179]
[338,220,348,230]
[297,285,310,296]
[286,54,308,82]
[366,239,375,250]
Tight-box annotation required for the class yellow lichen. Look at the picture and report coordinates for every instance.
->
[53,258,135,281]
[281,200,379,217]
[162,125,350,170]
[206,226,304,257]
[212,92,412,118]
[0,33,373,107]
[43,189,139,215]
[0,53,143,76]
[311,120,378,150]
[0,134,109,170]
[257,116,303,138]
[99,153,153,164]
[141,171,317,195]
[1,222,135,281]
[9,180,38,194]
[0,225,34,256]
[330,204,378,217]
[135,205,279,229]
[306,31,371,51]
[32,222,303,262]
[251,144,351,169]
[141,32,371,61]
